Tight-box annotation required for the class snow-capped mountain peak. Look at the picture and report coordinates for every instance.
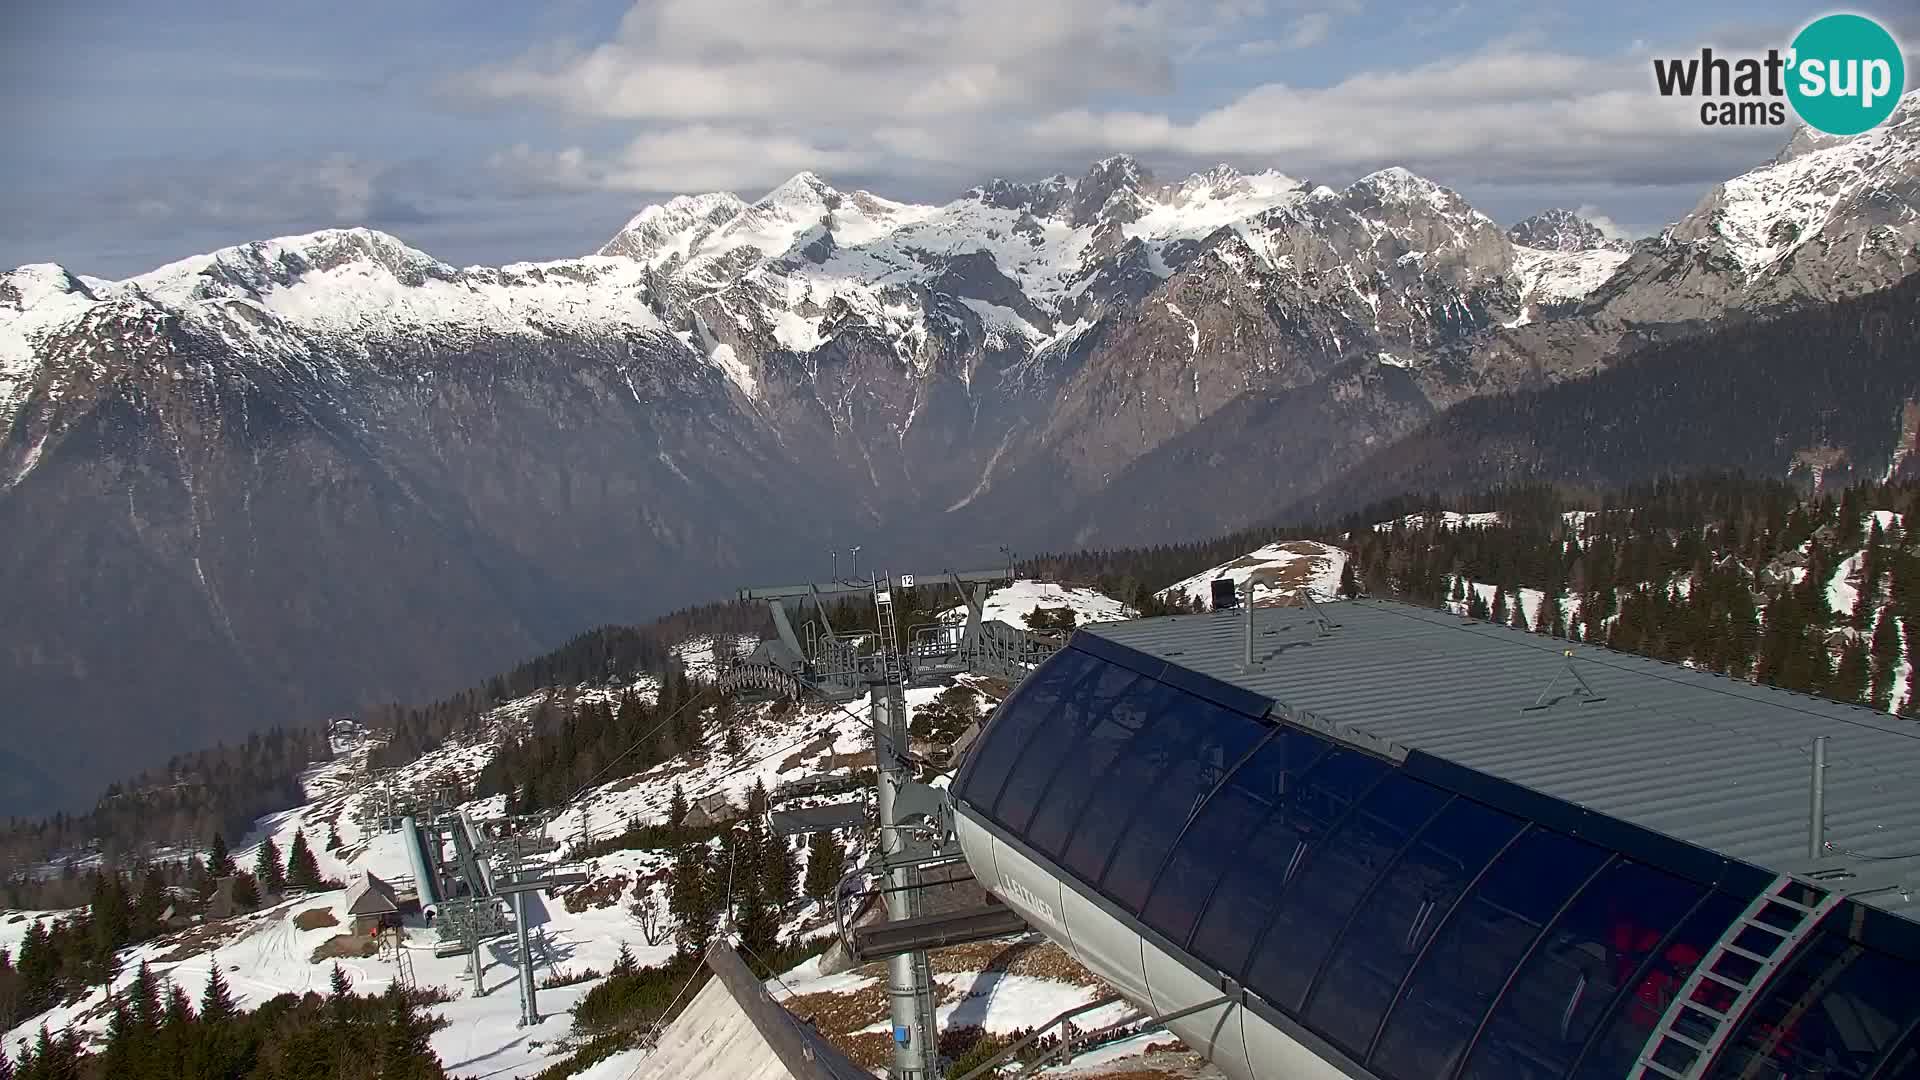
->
[1662,88,1920,279]
[1508,208,1631,253]
[127,227,454,308]
[1171,164,1300,203]
[1071,154,1155,226]
[1353,165,1437,195]
[1,264,99,322]
[757,170,840,212]
[599,191,750,267]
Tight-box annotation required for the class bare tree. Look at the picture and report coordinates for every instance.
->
[630,885,666,947]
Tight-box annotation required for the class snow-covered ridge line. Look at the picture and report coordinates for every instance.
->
[0,157,1580,375]
[1671,89,1920,277]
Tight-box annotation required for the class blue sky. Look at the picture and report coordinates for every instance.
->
[4,1,1915,277]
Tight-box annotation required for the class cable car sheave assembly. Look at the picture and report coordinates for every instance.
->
[722,566,1058,1080]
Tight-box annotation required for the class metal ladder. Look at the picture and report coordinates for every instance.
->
[391,928,418,990]
[873,574,903,685]
[1632,875,1842,1079]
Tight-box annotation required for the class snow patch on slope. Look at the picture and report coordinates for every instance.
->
[1373,510,1506,530]
[1160,541,1350,607]
[0,265,100,429]
[939,579,1137,628]
[1510,244,1629,318]
[1687,90,1920,276]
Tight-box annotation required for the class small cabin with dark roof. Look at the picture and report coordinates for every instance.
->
[345,872,401,934]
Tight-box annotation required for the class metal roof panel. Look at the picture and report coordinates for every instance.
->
[1083,599,1920,922]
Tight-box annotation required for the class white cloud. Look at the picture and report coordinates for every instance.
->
[117,154,404,227]
[1575,203,1636,241]
[448,0,1193,124]
[450,2,1845,240]
[1285,11,1336,48]
[1025,47,1784,188]
[492,129,876,194]
[1238,11,1336,54]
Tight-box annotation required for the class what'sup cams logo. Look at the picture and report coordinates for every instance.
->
[1654,12,1907,135]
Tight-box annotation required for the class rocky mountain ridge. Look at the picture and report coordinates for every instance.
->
[4,94,1919,814]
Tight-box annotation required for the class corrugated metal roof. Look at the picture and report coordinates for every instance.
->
[1084,599,1920,921]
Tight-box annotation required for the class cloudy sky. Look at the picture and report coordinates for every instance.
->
[4,0,1915,277]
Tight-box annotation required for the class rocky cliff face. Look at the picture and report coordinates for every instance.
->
[1508,208,1630,253]
[5,96,1919,811]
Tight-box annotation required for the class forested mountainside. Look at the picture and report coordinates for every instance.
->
[0,730,325,889]
[1294,272,1920,522]
[0,601,772,879]
[10,473,1914,895]
[1339,479,1918,711]
[1078,272,1920,546]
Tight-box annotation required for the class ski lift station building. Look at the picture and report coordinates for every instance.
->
[949,598,1920,1080]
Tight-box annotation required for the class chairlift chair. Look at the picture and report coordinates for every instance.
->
[765,781,871,839]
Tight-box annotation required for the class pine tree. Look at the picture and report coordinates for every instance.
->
[87,872,132,983]
[1338,561,1359,599]
[329,963,356,1033]
[1465,584,1489,621]
[668,841,716,960]
[763,823,799,914]
[611,943,636,977]
[668,784,689,831]
[326,824,343,852]
[16,923,55,1018]
[378,984,443,1080]
[208,833,235,879]
[101,998,137,1080]
[1907,616,1919,689]
[1831,639,1870,705]
[678,699,707,755]
[187,854,214,900]
[1510,590,1531,632]
[231,872,261,911]
[1544,580,1568,638]
[158,983,195,1079]
[27,1028,57,1080]
[133,867,167,940]
[1489,586,1508,627]
[255,836,287,898]
[733,871,778,958]
[191,964,240,1080]
[286,829,323,890]
[130,961,162,1033]
[728,819,777,955]
[1870,607,1901,711]
[200,964,235,1025]
[804,830,846,912]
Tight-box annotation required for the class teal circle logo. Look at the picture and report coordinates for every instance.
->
[1787,14,1906,136]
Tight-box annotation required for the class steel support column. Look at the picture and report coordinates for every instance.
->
[875,684,940,1080]
[514,888,538,1026]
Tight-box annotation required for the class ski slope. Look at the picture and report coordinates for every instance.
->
[2,593,1199,1077]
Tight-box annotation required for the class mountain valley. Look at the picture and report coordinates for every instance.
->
[5,93,1920,812]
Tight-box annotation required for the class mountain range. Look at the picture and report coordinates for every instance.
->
[5,91,1920,815]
